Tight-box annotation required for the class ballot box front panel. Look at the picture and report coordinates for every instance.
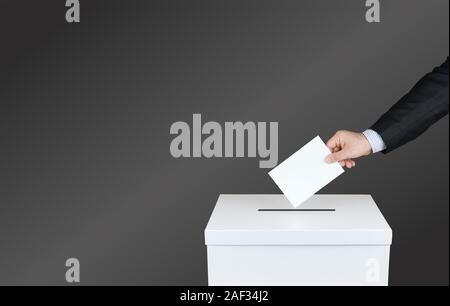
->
[205,194,392,286]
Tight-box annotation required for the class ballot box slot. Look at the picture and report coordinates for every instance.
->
[258,208,335,212]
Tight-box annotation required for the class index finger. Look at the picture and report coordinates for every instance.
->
[326,134,340,150]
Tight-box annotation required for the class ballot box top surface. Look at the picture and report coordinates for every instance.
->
[205,194,392,246]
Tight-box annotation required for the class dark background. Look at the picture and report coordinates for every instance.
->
[0,0,448,285]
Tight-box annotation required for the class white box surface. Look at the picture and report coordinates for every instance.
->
[205,194,393,286]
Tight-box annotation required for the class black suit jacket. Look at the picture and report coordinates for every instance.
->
[371,57,449,153]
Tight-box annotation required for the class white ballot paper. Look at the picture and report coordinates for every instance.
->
[268,136,344,207]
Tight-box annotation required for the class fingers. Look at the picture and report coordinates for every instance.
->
[326,134,340,151]
[325,131,358,168]
[339,159,356,168]
[325,149,349,164]
[345,160,356,169]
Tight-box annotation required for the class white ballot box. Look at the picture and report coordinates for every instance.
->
[205,194,393,286]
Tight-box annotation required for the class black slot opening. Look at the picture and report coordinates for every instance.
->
[258,208,335,212]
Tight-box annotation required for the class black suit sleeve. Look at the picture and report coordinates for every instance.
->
[371,57,449,153]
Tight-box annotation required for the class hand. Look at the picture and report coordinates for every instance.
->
[325,130,373,169]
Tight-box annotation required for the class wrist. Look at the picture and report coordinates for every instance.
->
[359,132,373,155]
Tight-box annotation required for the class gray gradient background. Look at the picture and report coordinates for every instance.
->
[0,0,448,286]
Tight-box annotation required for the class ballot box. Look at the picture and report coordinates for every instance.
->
[205,194,393,286]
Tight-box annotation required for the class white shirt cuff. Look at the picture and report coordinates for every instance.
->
[362,129,387,153]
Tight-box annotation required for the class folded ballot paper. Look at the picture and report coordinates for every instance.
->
[269,136,344,207]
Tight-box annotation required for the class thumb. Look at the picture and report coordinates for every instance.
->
[325,149,350,163]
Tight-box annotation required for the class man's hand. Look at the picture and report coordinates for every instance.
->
[325,130,373,169]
